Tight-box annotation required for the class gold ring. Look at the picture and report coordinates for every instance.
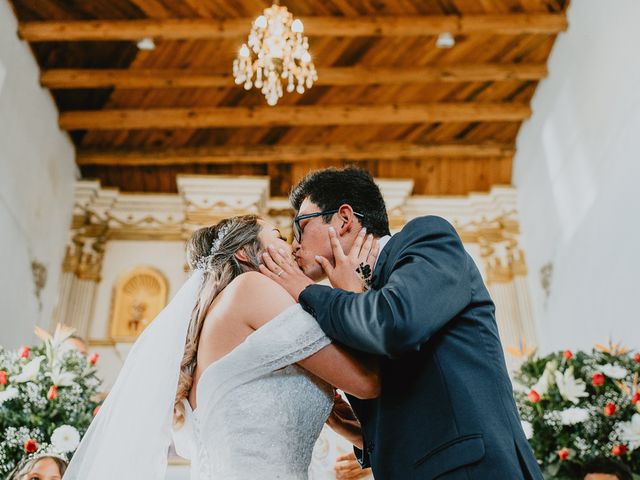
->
[277,270,283,277]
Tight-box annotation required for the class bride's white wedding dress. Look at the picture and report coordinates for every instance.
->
[172,304,335,480]
[65,272,335,480]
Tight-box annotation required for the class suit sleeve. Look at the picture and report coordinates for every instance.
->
[299,216,472,357]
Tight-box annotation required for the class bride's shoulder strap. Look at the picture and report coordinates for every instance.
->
[201,303,331,409]
[246,303,331,371]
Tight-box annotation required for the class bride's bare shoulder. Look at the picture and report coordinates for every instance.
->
[227,271,290,297]
[224,272,296,328]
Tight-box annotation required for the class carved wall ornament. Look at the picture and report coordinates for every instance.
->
[455,211,527,284]
[109,267,168,341]
[540,262,554,301]
[31,260,47,310]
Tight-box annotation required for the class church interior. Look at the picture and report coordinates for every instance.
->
[1,0,639,478]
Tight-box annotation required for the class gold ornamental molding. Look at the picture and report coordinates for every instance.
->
[458,212,528,284]
[61,229,107,281]
[68,178,527,285]
[70,176,419,242]
[402,187,528,284]
[177,174,271,228]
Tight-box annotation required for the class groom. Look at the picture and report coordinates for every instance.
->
[262,167,542,479]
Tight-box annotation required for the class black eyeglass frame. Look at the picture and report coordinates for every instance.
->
[293,209,364,243]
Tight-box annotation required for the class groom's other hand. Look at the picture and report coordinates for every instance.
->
[335,452,373,480]
[259,245,313,301]
[315,227,378,293]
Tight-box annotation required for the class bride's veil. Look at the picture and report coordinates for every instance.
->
[64,270,204,479]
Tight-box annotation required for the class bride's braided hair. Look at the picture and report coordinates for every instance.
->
[174,215,263,427]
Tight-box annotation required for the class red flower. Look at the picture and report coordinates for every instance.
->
[563,350,573,360]
[592,373,605,387]
[0,370,7,385]
[632,392,640,406]
[23,439,38,453]
[19,346,30,359]
[93,405,101,417]
[89,353,99,365]
[604,402,617,417]
[558,448,570,460]
[47,385,58,400]
[634,353,640,363]
[528,390,541,403]
[612,444,628,456]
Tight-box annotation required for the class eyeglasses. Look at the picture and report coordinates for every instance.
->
[293,209,364,243]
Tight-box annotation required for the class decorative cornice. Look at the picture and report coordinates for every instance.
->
[69,177,527,284]
[177,174,271,227]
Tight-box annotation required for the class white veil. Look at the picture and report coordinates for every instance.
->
[64,270,203,479]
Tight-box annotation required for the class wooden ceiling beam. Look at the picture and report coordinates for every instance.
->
[59,103,531,130]
[19,14,567,42]
[76,142,515,166]
[41,64,547,89]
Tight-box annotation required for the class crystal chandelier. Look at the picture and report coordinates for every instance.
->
[232,4,317,106]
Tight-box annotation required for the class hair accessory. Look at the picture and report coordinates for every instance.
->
[195,223,233,272]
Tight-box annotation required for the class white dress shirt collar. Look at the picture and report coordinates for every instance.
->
[373,234,393,269]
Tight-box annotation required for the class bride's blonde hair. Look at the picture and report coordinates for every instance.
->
[174,215,263,427]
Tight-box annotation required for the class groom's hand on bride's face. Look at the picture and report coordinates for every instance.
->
[314,227,378,293]
[259,245,314,301]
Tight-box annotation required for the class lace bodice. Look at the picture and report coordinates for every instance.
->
[172,304,334,480]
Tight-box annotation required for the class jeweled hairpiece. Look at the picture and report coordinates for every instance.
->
[195,222,233,271]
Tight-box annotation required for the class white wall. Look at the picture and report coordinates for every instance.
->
[90,240,189,340]
[514,0,640,353]
[0,2,77,348]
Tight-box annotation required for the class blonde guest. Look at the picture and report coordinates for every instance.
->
[8,454,67,480]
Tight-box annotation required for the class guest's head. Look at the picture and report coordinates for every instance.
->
[174,214,289,426]
[63,334,88,355]
[289,166,390,281]
[9,454,67,480]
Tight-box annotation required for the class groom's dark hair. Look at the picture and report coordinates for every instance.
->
[290,166,391,237]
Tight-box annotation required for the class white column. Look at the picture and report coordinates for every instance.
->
[51,236,104,339]
[489,281,525,372]
[514,275,538,348]
[52,270,76,328]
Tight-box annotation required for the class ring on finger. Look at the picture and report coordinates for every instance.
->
[276,269,284,277]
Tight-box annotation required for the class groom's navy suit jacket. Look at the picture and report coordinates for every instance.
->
[299,216,542,480]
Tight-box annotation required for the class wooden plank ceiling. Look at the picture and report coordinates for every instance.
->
[9,0,568,197]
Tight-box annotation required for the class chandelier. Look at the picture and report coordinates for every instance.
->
[232,4,317,106]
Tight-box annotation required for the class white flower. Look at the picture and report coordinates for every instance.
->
[531,360,558,396]
[555,366,589,404]
[12,356,44,383]
[35,324,76,350]
[512,380,530,394]
[50,425,80,453]
[521,420,534,439]
[0,386,19,406]
[600,364,628,380]
[51,363,76,387]
[619,414,640,451]
[559,407,590,425]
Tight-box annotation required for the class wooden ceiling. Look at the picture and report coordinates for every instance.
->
[9,0,568,197]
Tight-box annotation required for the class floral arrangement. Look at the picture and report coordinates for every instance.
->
[513,341,640,478]
[0,325,102,477]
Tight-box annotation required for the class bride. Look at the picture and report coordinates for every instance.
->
[64,215,379,479]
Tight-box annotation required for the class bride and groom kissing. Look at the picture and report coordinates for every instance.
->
[64,167,543,480]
